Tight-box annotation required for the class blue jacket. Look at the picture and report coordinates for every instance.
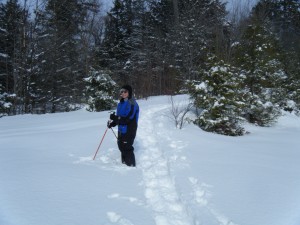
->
[116,98,139,138]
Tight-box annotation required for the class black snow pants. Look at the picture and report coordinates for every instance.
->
[117,137,136,167]
[117,123,137,167]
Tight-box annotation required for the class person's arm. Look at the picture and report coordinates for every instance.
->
[111,101,136,125]
[118,103,136,124]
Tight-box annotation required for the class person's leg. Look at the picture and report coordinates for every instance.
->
[118,139,135,167]
[117,140,125,164]
[123,146,135,167]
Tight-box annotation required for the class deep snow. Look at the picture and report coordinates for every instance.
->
[0,95,300,225]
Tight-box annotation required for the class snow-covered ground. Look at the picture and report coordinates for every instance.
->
[1,95,300,225]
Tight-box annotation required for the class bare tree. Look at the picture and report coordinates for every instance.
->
[168,95,193,129]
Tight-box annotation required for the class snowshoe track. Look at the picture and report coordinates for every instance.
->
[138,105,192,225]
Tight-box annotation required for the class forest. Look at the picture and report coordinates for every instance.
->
[1,0,300,135]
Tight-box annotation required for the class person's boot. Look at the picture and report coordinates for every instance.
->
[124,152,135,167]
[121,154,125,164]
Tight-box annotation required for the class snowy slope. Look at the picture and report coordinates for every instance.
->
[1,95,300,225]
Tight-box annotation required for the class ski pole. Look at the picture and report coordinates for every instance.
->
[110,128,118,139]
[93,127,109,160]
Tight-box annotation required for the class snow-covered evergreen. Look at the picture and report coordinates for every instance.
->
[188,59,245,136]
[0,84,13,117]
[84,69,117,112]
[233,19,286,126]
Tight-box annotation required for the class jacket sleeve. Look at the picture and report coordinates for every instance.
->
[118,103,136,125]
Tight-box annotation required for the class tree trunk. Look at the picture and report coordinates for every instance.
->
[172,0,179,25]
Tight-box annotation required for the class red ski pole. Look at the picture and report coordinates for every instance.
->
[93,127,109,160]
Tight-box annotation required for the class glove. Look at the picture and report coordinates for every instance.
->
[107,120,117,128]
[110,112,118,121]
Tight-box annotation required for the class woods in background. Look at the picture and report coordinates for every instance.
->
[1,0,299,135]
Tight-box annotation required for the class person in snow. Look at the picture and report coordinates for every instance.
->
[107,85,139,167]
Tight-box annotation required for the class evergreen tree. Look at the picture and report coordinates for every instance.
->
[84,69,117,112]
[253,0,300,52]
[0,13,8,116]
[142,0,177,96]
[34,0,89,113]
[188,58,246,136]
[126,0,147,81]
[0,83,13,117]
[253,0,300,113]
[0,0,26,114]
[100,0,134,84]
[99,0,229,97]
[233,18,285,126]
[171,0,228,81]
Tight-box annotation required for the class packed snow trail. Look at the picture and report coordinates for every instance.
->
[137,104,192,225]
[135,98,238,225]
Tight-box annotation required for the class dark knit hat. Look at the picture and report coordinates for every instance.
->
[121,84,133,98]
